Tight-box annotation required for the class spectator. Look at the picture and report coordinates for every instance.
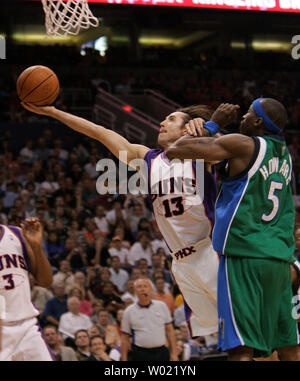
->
[74,329,91,361]
[149,253,172,284]
[66,246,88,271]
[43,325,77,361]
[20,139,35,164]
[106,200,128,231]
[109,255,129,293]
[96,281,124,315]
[151,229,169,254]
[59,296,93,339]
[136,258,152,279]
[153,277,175,315]
[173,304,186,328]
[52,260,75,293]
[68,284,93,317]
[108,235,130,265]
[86,335,112,361]
[84,155,100,179]
[87,325,102,338]
[128,232,153,265]
[96,308,120,347]
[121,279,138,304]
[46,231,65,267]
[93,205,109,236]
[43,281,68,327]
[29,274,53,320]
[91,298,104,324]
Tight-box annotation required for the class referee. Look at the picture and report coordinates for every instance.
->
[121,278,178,361]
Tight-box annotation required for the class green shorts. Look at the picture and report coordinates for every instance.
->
[218,256,299,358]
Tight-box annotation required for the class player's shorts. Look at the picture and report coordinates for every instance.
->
[0,317,54,361]
[218,255,300,358]
[170,237,219,338]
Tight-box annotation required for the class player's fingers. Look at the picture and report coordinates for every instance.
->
[194,118,205,136]
[184,122,197,136]
[21,102,34,111]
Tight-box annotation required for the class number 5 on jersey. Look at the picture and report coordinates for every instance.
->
[262,181,283,222]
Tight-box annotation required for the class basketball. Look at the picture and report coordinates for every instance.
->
[16,65,60,106]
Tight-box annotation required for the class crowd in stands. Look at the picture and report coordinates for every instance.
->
[0,42,300,360]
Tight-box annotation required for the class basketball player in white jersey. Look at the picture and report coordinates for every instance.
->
[0,217,54,361]
[21,102,236,338]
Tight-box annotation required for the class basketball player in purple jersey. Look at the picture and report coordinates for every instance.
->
[0,217,54,360]
[21,102,237,338]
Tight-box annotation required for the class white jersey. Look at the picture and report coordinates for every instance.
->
[0,225,39,323]
[145,149,217,253]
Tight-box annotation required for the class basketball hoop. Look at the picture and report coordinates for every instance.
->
[41,0,99,37]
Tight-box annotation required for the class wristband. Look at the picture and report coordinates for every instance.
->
[203,121,220,136]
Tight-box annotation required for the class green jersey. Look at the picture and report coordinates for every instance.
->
[213,136,295,262]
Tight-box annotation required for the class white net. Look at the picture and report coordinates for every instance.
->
[41,0,99,37]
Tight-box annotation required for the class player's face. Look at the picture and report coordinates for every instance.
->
[239,106,258,136]
[158,112,188,149]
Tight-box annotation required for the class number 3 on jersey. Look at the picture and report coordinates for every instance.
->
[262,181,283,222]
[2,274,15,290]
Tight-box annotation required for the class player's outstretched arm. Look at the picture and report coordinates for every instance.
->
[166,133,254,162]
[21,103,150,165]
[20,217,53,288]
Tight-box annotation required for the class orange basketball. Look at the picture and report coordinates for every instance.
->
[17,65,60,106]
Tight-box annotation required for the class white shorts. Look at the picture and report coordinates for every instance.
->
[171,237,219,337]
[0,317,54,361]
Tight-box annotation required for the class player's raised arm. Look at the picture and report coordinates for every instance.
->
[166,103,254,162]
[20,217,53,288]
[166,133,254,162]
[21,103,150,165]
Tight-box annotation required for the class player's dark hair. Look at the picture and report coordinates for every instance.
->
[260,98,288,131]
[177,105,214,123]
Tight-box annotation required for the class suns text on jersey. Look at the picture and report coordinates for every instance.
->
[0,254,28,271]
[151,176,196,202]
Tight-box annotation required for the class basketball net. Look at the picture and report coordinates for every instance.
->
[41,0,99,37]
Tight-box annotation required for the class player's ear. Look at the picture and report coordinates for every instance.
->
[255,117,263,127]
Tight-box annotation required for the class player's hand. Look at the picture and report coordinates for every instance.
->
[184,118,206,137]
[210,103,240,129]
[21,102,56,116]
[20,217,43,247]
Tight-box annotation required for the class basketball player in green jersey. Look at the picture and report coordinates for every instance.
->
[166,98,300,361]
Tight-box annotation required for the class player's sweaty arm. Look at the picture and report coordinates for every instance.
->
[166,133,254,162]
[21,103,149,165]
[20,218,53,288]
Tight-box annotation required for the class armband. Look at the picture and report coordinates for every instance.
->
[203,121,220,136]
